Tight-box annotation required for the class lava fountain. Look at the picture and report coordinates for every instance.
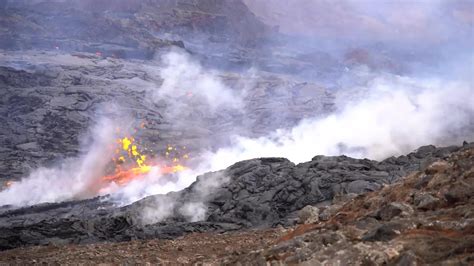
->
[100,136,188,189]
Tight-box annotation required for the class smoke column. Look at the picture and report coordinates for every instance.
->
[199,73,474,172]
[0,118,118,206]
[0,1,473,214]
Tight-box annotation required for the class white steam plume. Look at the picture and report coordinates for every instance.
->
[125,67,474,224]
[1,50,472,226]
[199,74,474,171]
[179,202,207,222]
[153,50,244,113]
[0,118,117,206]
[138,168,230,225]
[109,63,474,224]
[109,50,246,206]
[0,50,245,208]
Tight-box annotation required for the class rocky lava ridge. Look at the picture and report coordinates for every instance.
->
[0,143,468,252]
[0,143,472,265]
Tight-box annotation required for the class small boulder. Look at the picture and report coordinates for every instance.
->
[413,192,440,210]
[424,161,450,175]
[377,202,414,221]
[395,250,419,266]
[444,184,472,204]
[297,205,319,224]
[318,204,342,222]
[332,193,358,205]
[362,222,405,242]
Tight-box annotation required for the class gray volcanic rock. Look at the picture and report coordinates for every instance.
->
[227,145,474,265]
[0,50,334,182]
[0,0,270,58]
[168,144,460,228]
[0,0,348,80]
[0,143,464,250]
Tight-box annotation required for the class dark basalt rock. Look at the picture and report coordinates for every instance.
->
[0,52,335,182]
[0,143,464,250]
[226,146,474,265]
[0,0,270,58]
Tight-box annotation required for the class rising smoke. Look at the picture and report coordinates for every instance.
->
[117,52,474,224]
[153,51,244,112]
[200,73,474,171]
[1,51,473,217]
[0,117,118,206]
[0,1,473,227]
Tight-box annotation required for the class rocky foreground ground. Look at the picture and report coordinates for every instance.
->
[0,144,472,265]
[0,144,462,249]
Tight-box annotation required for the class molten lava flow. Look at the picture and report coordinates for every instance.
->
[2,180,14,190]
[102,165,152,186]
[102,136,188,186]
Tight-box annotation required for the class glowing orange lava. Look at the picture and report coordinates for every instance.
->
[3,180,14,189]
[102,135,188,186]
[103,165,152,186]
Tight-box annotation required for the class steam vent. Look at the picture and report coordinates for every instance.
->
[0,0,473,264]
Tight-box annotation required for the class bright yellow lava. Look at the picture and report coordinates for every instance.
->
[103,136,188,186]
